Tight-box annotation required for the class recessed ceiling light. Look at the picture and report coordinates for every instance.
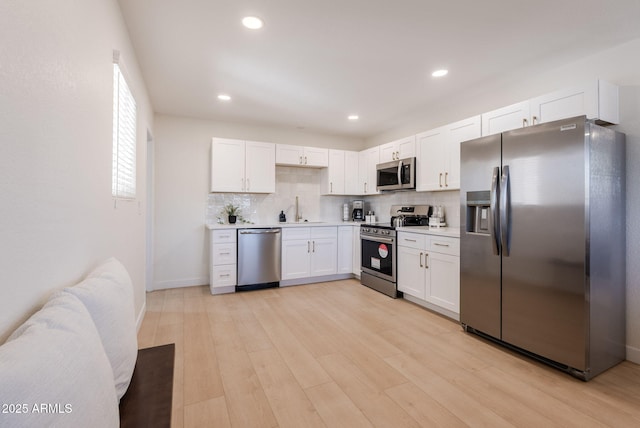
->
[432,69,448,78]
[242,16,264,30]
[217,94,231,101]
[348,115,359,121]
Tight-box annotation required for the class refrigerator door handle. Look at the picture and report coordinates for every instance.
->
[500,165,511,257]
[490,166,500,255]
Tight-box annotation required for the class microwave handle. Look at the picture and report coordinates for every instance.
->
[397,159,403,185]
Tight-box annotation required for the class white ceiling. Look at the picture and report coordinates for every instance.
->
[118,0,640,139]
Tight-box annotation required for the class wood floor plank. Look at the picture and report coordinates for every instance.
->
[305,381,373,428]
[183,296,225,405]
[245,292,332,389]
[318,353,422,428]
[384,382,467,428]
[184,396,231,428]
[139,281,640,428]
[249,348,326,428]
[383,352,515,427]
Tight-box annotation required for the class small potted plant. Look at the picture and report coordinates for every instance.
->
[222,204,240,224]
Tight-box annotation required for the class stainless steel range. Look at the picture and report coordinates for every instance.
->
[360,205,429,298]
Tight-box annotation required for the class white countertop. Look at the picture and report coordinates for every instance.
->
[206,222,460,237]
[206,221,362,230]
[396,226,460,238]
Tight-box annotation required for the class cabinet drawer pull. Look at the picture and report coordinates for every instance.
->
[220,274,230,277]
[434,243,450,247]
[404,238,417,242]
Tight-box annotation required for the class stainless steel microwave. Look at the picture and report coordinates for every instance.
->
[376,157,416,191]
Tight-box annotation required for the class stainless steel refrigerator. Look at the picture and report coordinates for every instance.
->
[460,115,626,380]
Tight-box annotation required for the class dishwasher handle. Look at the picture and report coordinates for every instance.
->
[239,229,281,234]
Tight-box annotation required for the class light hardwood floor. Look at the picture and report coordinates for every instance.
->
[137,279,640,428]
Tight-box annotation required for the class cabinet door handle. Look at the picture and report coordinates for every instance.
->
[532,115,538,125]
[305,156,308,164]
[425,253,429,269]
[364,182,367,193]
[330,182,333,193]
[307,241,310,253]
[312,241,315,252]
[523,118,528,127]
[299,156,303,164]
[439,173,443,187]
[419,252,424,268]
[444,172,448,187]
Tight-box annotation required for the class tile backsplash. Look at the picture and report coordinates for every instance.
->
[206,166,461,227]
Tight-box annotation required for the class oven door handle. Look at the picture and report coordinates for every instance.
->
[361,236,394,244]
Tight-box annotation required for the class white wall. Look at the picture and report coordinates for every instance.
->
[153,115,363,290]
[365,38,640,363]
[0,0,153,341]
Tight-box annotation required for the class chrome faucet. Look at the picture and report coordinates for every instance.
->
[295,196,303,222]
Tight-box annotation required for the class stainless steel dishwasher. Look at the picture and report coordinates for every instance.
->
[237,228,281,291]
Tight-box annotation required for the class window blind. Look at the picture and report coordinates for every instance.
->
[112,62,137,199]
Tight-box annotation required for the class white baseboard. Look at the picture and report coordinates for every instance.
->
[402,294,460,322]
[627,344,640,364]
[280,273,354,287]
[151,277,208,291]
[135,300,146,334]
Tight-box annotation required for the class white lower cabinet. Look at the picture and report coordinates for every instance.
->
[397,232,460,316]
[337,226,354,274]
[352,225,361,275]
[281,227,337,280]
[209,229,237,294]
[397,244,426,299]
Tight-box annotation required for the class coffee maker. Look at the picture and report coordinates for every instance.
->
[352,200,365,221]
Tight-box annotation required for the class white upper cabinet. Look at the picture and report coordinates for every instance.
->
[322,149,360,195]
[244,141,276,193]
[211,138,275,193]
[482,79,619,136]
[322,149,346,195]
[379,136,416,163]
[358,146,380,195]
[529,79,619,126]
[416,127,446,191]
[276,144,329,167]
[344,151,360,195]
[416,115,480,192]
[446,115,481,190]
[482,101,531,136]
[210,138,245,192]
